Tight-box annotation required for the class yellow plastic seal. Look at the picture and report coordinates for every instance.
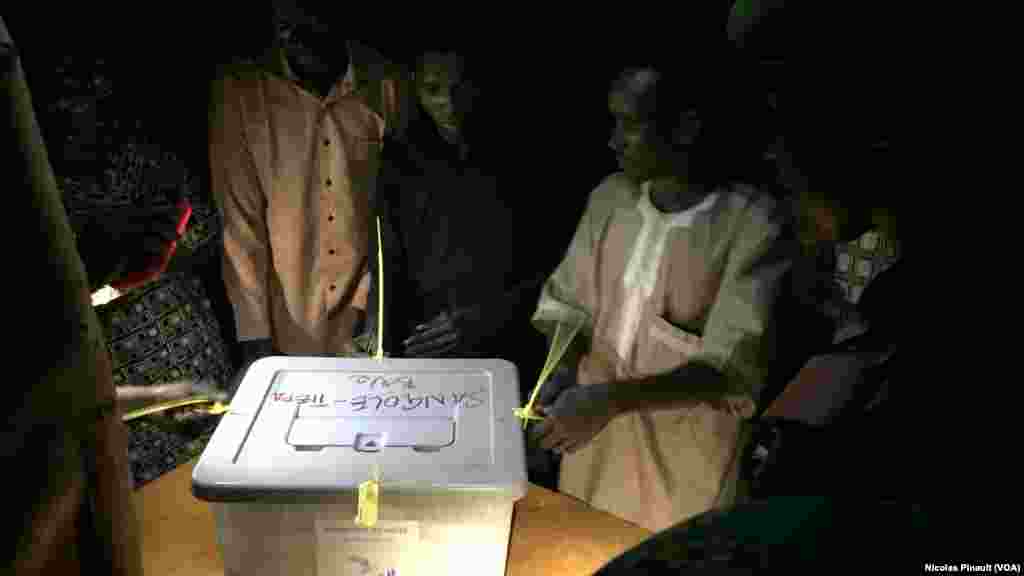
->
[355,464,382,528]
[514,317,584,429]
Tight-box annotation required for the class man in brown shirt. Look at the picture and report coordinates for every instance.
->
[211,1,405,366]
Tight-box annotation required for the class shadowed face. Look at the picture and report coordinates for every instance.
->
[272,1,348,93]
[607,68,698,184]
[777,144,876,248]
[416,51,474,140]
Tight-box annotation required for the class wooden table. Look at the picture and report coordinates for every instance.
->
[134,459,651,575]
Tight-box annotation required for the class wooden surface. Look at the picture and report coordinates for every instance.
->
[133,460,222,576]
[135,459,651,575]
[506,482,652,575]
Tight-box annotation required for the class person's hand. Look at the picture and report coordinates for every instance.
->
[403,305,492,358]
[183,378,230,403]
[115,378,228,403]
[153,379,228,402]
[152,381,199,401]
[77,205,182,289]
[532,382,618,455]
[536,362,578,407]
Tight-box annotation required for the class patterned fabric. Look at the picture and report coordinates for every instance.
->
[124,408,221,488]
[96,273,233,389]
[833,230,900,306]
[107,272,230,488]
[771,220,893,358]
[30,54,230,489]
[799,230,901,343]
[38,57,220,250]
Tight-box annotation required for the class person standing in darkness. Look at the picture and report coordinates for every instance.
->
[364,48,546,383]
[211,0,405,373]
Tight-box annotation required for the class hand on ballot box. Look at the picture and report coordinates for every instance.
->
[533,381,616,456]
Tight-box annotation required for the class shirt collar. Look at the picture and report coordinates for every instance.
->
[274,40,358,101]
[640,180,718,220]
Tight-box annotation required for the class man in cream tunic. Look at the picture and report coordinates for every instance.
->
[532,66,793,532]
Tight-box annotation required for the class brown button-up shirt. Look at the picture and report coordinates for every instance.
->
[211,44,405,355]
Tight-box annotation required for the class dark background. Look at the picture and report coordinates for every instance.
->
[7,4,759,287]
[6,5,741,235]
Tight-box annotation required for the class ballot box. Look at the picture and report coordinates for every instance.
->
[192,357,527,576]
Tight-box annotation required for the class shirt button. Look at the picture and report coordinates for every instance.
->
[326,178,332,187]
[324,138,330,147]
[328,214,335,222]
[329,249,336,255]
[329,284,336,291]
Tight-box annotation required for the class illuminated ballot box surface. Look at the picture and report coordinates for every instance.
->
[192,357,527,576]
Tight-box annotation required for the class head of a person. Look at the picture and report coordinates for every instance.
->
[269,0,347,85]
[413,50,476,142]
[778,146,876,249]
[775,89,899,249]
[729,0,904,248]
[608,61,754,189]
[608,67,697,184]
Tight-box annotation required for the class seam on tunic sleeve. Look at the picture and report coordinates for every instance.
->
[531,175,631,340]
[689,190,792,417]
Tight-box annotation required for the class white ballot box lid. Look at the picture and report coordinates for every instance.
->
[192,357,527,502]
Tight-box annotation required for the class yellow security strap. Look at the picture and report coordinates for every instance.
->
[121,396,228,422]
[374,216,385,361]
[514,318,583,429]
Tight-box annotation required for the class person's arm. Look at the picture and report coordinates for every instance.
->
[210,71,273,355]
[535,194,793,453]
[379,67,408,140]
[74,204,183,293]
[609,195,793,420]
[350,42,409,140]
[532,177,630,347]
[605,361,730,413]
[532,178,642,373]
[5,20,142,573]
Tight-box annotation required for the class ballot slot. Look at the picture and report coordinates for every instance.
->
[286,403,457,451]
